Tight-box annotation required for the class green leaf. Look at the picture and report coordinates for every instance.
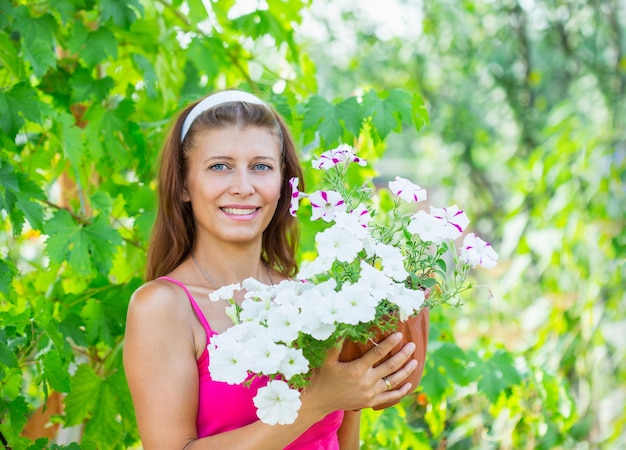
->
[44,209,89,269]
[303,95,362,145]
[0,31,21,79]
[361,89,416,139]
[411,93,430,131]
[82,298,110,345]
[43,211,122,275]
[48,0,79,26]
[187,37,229,83]
[100,0,144,28]
[8,395,31,434]
[26,439,51,450]
[419,361,451,403]
[23,38,57,78]
[69,67,115,103]
[430,341,470,385]
[0,328,18,367]
[477,350,522,403]
[231,10,291,44]
[0,257,17,298]
[42,317,72,355]
[186,0,210,26]
[0,83,42,137]
[83,376,125,445]
[13,11,57,78]
[83,214,123,274]
[50,443,82,450]
[82,27,119,68]
[64,364,101,426]
[58,313,88,348]
[335,97,362,137]
[133,54,158,98]
[14,171,46,231]
[43,350,71,393]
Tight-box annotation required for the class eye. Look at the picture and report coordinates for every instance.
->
[253,163,272,171]
[209,163,228,171]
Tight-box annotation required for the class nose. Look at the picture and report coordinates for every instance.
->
[230,169,255,196]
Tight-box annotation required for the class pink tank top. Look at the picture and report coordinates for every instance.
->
[160,277,343,449]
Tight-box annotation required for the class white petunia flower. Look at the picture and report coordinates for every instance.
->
[278,347,310,380]
[430,205,470,240]
[350,204,371,228]
[209,282,241,302]
[389,284,426,321]
[311,144,367,170]
[299,291,338,339]
[208,336,250,384]
[358,261,396,302]
[246,336,288,375]
[407,210,447,244]
[374,242,409,281]
[335,283,379,325]
[314,290,343,325]
[460,233,499,269]
[239,296,271,323]
[288,177,304,217]
[316,225,363,263]
[308,190,346,222]
[267,303,305,343]
[388,176,427,203]
[332,210,371,244]
[296,255,334,279]
[253,380,302,425]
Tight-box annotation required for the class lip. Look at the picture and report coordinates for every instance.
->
[220,206,260,218]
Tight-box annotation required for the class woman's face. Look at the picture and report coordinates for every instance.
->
[183,125,283,249]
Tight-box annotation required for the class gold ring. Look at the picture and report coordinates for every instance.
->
[383,377,392,391]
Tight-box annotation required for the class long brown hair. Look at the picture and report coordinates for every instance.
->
[145,93,304,280]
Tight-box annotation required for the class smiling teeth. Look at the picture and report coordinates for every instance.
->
[222,207,257,215]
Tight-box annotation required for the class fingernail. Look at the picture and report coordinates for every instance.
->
[406,342,416,352]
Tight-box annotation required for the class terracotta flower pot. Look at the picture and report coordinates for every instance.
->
[338,307,430,410]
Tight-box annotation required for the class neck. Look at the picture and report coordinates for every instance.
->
[191,240,270,288]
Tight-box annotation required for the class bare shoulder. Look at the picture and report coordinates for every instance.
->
[128,279,186,315]
[130,278,181,302]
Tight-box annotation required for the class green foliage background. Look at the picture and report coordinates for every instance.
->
[0,0,623,449]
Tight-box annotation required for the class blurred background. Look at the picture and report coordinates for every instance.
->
[0,0,624,448]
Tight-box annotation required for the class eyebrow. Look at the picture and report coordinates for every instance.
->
[203,156,278,163]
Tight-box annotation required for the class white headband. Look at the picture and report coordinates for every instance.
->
[180,90,267,142]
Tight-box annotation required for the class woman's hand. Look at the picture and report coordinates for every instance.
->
[302,332,418,415]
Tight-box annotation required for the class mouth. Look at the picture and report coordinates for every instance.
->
[221,207,259,216]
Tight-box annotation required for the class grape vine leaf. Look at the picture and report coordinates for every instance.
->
[64,364,101,426]
[303,95,363,145]
[0,83,43,138]
[476,350,522,403]
[43,349,71,393]
[100,0,144,28]
[361,89,414,140]
[43,211,122,275]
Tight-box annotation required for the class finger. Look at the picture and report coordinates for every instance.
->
[361,332,403,365]
[374,341,416,377]
[370,378,414,409]
[325,345,341,362]
[379,358,418,392]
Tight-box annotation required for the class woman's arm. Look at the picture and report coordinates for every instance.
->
[124,282,417,449]
[337,410,361,450]
[123,281,202,448]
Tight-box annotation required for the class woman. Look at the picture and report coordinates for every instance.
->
[123,90,418,449]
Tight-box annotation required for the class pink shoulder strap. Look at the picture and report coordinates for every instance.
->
[159,276,214,336]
